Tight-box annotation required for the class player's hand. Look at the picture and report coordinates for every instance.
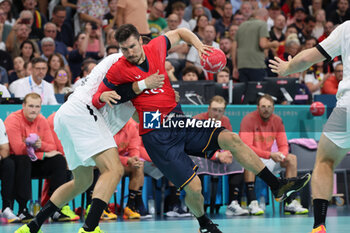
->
[217,151,233,164]
[270,152,285,163]
[100,91,121,108]
[33,138,42,149]
[144,70,165,89]
[198,44,213,62]
[127,156,144,168]
[269,56,292,76]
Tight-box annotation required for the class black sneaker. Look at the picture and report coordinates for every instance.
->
[135,196,152,219]
[272,173,311,202]
[51,210,71,222]
[199,221,222,233]
[165,203,191,217]
[18,208,34,223]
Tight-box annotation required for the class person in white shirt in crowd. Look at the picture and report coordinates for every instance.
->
[9,57,58,105]
[0,83,11,98]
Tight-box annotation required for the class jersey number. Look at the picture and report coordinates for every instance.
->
[144,88,164,94]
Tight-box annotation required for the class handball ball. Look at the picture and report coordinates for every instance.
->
[200,48,227,73]
[310,101,325,116]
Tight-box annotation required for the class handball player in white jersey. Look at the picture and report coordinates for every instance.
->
[15,53,165,233]
[269,21,350,233]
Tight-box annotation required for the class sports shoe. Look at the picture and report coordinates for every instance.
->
[18,208,34,223]
[165,203,191,217]
[136,196,152,219]
[51,210,71,222]
[199,221,222,233]
[61,205,80,221]
[284,199,309,215]
[248,200,264,215]
[272,173,311,202]
[225,200,249,216]
[78,226,104,233]
[101,208,117,220]
[123,206,140,219]
[15,224,43,233]
[85,204,91,220]
[310,225,326,233]
[2,207,20,223]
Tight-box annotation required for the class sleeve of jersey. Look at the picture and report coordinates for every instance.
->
[317,23,343,63]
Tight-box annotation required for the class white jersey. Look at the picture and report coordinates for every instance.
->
[70,53,136,135]
[319,21,350,102]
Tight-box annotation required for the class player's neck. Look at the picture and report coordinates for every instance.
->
[137,51,146,65]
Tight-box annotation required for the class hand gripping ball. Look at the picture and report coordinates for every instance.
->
[310,101,325,116]
[200,48,227,73]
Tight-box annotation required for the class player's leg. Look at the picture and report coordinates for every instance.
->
[217,131,310,202]
[183,175,204,218]
[311,133,348,231]
[15,166,94,233]
[123,165,142,219]
[81,148,124,232]
[280,153,297,178]
[244,170,264,215]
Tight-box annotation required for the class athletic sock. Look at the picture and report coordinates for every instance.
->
[257,167,279,191]
[232,186,240,201]
[285,192,297,205]
[245,182,257,204]
[83,198,107,231]
[126,190,138,210]
[313,199,328,228]
[28,200,59,233]
[197,214,212,228]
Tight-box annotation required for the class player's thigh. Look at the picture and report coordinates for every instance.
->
[92,147,123,174]
[316,133,349,168]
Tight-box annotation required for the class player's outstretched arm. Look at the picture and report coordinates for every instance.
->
[165,28,212,61]
[268,47,325,77]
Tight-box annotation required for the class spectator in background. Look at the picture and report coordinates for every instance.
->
[171,1,190,30]
[102,0,118,33]
[232,8,279,83]
[214,2,233,40]
[303,60,329,97]
[4,93,69,222]
[84,22,105,54]
[148,1,167,39]
[61,0,78,21]
[219,37,233,73]
[318,21,334,42]
[0,7,12,49]
[0,118,18,223]
[187,24,218,80]
[188,3,206,31]
[312,9,326,39]
[308,0,323,17]
[0,65,8,87]
[77,0,108,27]
[68,32,103,82]
[0,0,16,26]
[192,14,209,41]
[215,67,230,84]
[298,15,316,45]
[290,7,306,36]
[322,62,343,95]
[304,36,318,49]
[42,22,68,58]
[45,52,65,83]
[51,5,74,50]
[184,0,212,22]
[267,2,282,31]
[165,61,178,82]
[232,12,245,26]
[211,0,226,21]
[182,65,199,81]
[105,28,117,46]
[276,25,298,59]
[328,0,350,25]
[116,0,151,37]
[52,67,72,94]
[72,58,97,89]
[281,33,300,61]
[269,14,286,42]
[24,60,32,77]
[240,94,308,215]
[106,44,119,56]
[19,40,37,63]
[239,1,253,21]
[8,56,26,84]
[9,57,58,105]
[0,49,13,73]
[21,0,47,41]
[6,23,35,58]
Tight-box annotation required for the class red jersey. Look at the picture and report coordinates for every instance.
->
[93,36,176,135]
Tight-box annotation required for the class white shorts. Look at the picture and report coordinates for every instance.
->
[323,93,350,149]
[54,97,117,170]
[260,158,282,176]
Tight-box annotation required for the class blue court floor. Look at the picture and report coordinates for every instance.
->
[1,206,350,233]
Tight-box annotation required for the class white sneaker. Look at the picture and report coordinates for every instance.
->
[284,199,309,214]
[225,200,249,216]
[248,200,264,215]
[3,207,20,223]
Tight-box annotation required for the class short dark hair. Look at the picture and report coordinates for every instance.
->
[53,5,66,14]
[257,94,275,106]
[182,65,199,76]
[106,45,119,54]
[115,24,140,43]
[31,57,47,66]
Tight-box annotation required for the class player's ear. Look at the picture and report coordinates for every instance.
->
[139,36,143,45]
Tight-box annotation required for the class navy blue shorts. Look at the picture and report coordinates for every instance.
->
[142,105,225,189]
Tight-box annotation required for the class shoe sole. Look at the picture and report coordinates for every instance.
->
[275,174,311,202]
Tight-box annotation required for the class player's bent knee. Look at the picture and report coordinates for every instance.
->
[219,131,242,149]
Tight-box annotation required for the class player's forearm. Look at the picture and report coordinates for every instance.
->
[285,48,325,76]
[176,28,203,51]
[0,144,9,159]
